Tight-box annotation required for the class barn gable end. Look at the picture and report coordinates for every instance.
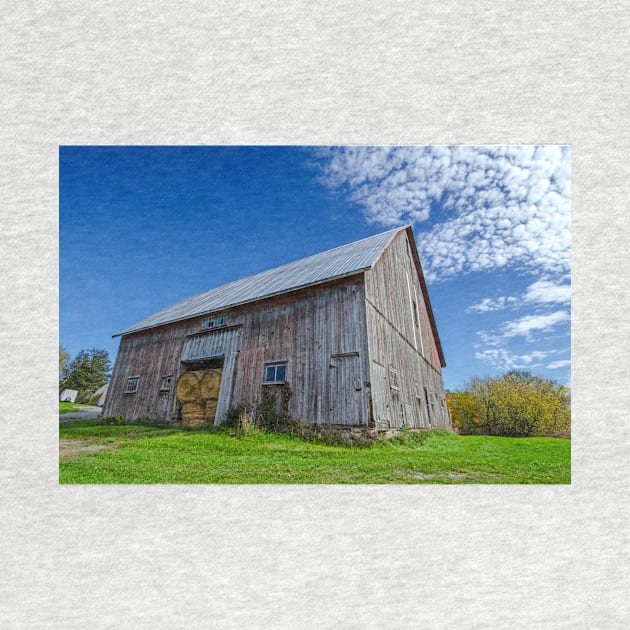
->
[364,227,450,429]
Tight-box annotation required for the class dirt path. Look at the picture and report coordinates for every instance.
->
[59,439,112,460]
[59,406,102,423]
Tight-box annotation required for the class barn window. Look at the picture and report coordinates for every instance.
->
[202,314,227,329]
[125,377,140,394]
[160,376,172,391]
[388,366,400,391]
[263,362,287,384]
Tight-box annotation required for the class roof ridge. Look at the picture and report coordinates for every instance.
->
[291,224,404,260]
[114,225,408,336]
[154,225,406,302]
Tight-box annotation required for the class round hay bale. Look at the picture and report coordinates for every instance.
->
[200,369,222,400]
[176,372,201,402]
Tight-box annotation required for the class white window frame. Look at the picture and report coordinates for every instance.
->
[125,376,140,394]
[160,375,173,392]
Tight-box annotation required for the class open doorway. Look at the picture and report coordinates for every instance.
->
[175,355,225,427]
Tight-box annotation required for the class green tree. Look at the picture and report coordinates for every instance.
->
[60,348,111,403]
[59,345,70,388]
[449,371,570,438]
[446,390,484,434]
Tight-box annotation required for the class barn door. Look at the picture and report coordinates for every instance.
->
[200,369,222,422]
[179,326,241,422]
[176,368,223,427]
[329,354,363,425]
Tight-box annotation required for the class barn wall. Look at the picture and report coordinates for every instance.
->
[104,274,370,425]
[103,319,192,421]
[364,230,450,429]
[231,275,370,426]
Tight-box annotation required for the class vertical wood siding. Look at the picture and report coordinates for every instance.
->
[104,275,370,426]
[102,319,192,421]
[231,276,370,426]
[364,230,450,429]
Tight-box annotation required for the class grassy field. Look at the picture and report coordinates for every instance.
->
[59,401,95,414]
[59,419,570,484]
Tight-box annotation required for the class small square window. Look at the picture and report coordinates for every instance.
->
[160,376,172,391]
[125,377,140,394]
[202,314,227,329]
[264,363,287,383]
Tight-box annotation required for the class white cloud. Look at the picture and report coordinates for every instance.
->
[476,309,570,351]
[467,278,570,314]
[547,359,571,369]
[316,146,571,281]
[474,348,551,371]
[501,310,570,340]
[524,278,571,304]
[466,296,517,313]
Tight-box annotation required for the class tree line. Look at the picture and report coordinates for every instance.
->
[59,346,111,403]
[446,370,570,438]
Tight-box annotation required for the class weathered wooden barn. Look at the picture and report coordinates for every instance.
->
[103,226,451,430]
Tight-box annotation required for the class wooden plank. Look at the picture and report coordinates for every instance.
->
[364,230,450,429]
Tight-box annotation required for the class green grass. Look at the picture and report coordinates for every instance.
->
[59,420,571,484]
[59,401,96,413]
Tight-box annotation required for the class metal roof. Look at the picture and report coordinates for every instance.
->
[114,226,405,336]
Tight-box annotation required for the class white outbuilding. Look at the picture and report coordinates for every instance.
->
[59,389,78,403]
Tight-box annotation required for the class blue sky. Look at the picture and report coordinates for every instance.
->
[59,145,571,390]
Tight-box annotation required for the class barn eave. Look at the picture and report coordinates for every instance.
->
[112,268,370,338]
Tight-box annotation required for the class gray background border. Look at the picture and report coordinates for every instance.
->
[2,2,628,627]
